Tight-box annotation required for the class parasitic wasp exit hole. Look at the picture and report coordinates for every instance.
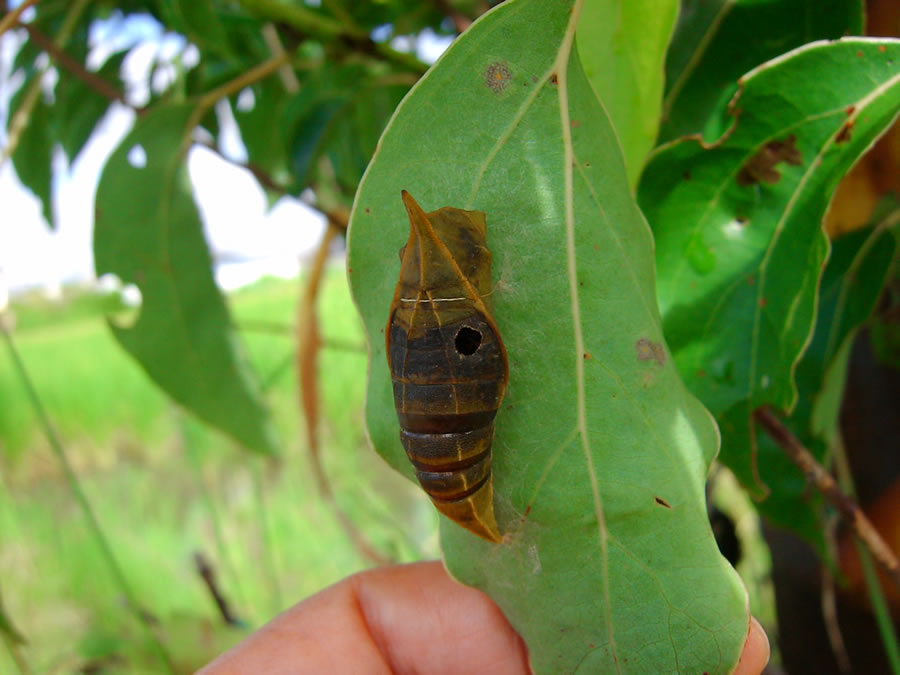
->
[455,326,482,355]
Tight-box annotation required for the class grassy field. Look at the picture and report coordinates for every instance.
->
[0,268,438,673]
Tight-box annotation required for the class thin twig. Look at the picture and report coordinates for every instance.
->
[0,0,37,38]
[753,406,900,590]
[0,324,176,673]
[822,515,852,674]
[194,552,242,627]
[297,223,392,566]
[194,138,291,195]
[1,0,91,167]
[21,22,126,104]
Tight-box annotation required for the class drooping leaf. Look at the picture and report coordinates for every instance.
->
[94,103,280,455]
[660,0,864,143]
[576,0,679,187]
[639,39,900,496]
[9,83,55,228]
[348,0,748,671]
[55,50,129,164]
[756,221,897,544]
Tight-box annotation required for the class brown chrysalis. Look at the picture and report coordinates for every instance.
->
[386,191,508,542]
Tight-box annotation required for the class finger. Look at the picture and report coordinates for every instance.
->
[198,561,530,675]
[732,616,770,675]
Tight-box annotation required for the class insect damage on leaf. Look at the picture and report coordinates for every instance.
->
[737,134,803,186]
[386,191,508,543]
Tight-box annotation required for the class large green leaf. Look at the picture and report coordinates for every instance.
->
[348,0,747,671]
[576,0,679,187]
[660,0,863,143]
[94,103,280,455]
[639,40,900,496]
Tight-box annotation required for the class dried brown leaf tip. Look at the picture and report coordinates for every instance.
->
[484,61,512,94]
[737,134,803,187]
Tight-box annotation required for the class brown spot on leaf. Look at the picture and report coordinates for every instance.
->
[856,50,864,58]
[571,119,580,128]
[655,496,671,508]
[484,61,512,93]
[524,505,531,517]
[550,73,558,85]
[759,297,768,308]
[584,161,591,168]
[583,352,591,360]
[738,134,803,186]
[846,105,856,116]
[365,207,371,214]
[836,120,854,143]
[635,337,666,366]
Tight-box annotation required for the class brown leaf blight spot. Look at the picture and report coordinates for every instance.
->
[737,134,803,186]
[484,61,512,94]
[654,496,671,509]
[836,120,854,143]
[635,337,666,366]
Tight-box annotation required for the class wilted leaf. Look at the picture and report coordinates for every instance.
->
[576,0,679,187]
[348,0,747,671]
[94,103,280,455]
[640,39,900,495]
[660,0,863,143]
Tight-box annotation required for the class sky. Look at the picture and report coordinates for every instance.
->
[0,6,452,299]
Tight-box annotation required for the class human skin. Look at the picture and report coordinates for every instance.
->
[199,561,769,674]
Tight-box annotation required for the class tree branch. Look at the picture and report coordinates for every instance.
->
[22,22,127,104]
[753,406,900,590]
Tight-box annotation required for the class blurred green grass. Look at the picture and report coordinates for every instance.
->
[0,269,437,673]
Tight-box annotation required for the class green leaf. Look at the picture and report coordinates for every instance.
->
[639,39,900,496]
[576,0,679,187]
[10,84,55,228]
[55,51,128,164]
[660,0,863,143]
[348,0,747,671]
[94,103,280,455]
[0,585,26,646]
[233,78,295,191]
[756,222,896,544]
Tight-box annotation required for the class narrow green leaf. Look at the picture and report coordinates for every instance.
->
[348,0,747,671]
[0,585,25,646]
[576,0,679,187]
[55,51,128,164]
[94,103,280,455]
[757,220,897,543]
[640,39,900,496]
[10,85,54,228]
[660,0,863,143]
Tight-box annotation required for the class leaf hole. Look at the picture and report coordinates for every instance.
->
[127,144,147,169]
[455,326,482,355]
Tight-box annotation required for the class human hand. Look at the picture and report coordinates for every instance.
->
[199,561,769,674]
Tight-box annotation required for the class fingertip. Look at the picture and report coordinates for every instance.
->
[733,616,770,675]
